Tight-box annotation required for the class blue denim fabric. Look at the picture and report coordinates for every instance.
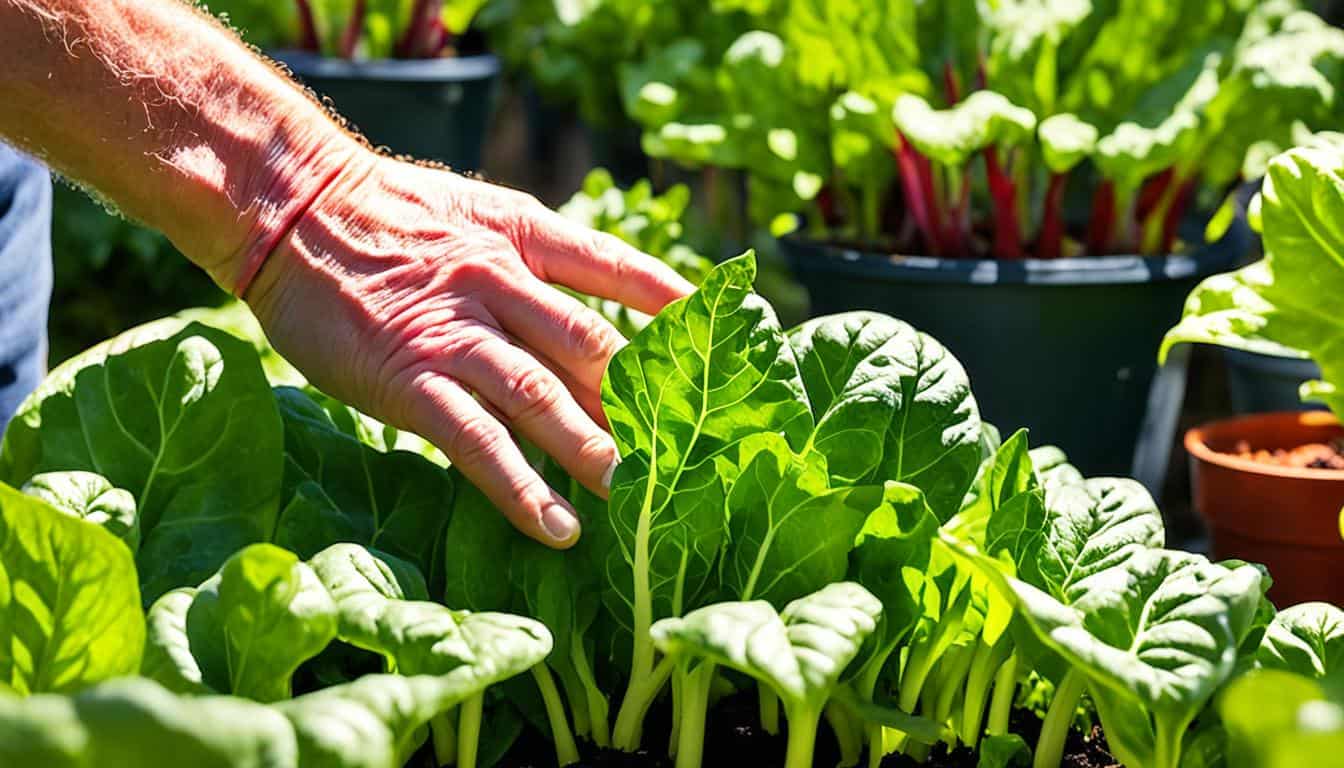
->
[0,144,53,433]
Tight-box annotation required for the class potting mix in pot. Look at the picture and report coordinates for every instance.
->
[9,4,1344,768]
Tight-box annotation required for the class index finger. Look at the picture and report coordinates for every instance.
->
[520,208,695,316]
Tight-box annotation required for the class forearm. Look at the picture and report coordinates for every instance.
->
[0,0,368,292]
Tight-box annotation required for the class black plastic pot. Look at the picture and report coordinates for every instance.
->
[272,51,501,171]
[1222,348,1324,415]
[782,227,1250,477]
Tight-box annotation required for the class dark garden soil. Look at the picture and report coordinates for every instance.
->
[1228,438,1344,469]
[491,695,1120,768]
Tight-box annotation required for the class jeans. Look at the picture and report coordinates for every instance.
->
[0,143,53,433]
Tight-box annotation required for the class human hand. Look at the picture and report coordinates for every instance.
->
[244,153,694,548]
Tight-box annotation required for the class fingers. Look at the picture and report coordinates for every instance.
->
[400,373,582,549]
[519,206,695,316]
[444,324,618,499]
[480,270,625,412]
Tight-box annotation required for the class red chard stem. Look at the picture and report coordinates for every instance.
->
[1038,173,1068,259]
[984,146,1023,259]
[295,0,320,51]
[1086,180,1116,255]
[943,61,962,106]
[339,0,366,58]
[895,134,945,256]
[1160,175,1198,254]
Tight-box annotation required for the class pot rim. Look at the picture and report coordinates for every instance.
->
[268,50,500,83]
[1184,411,1344,480]
[779,220,1248,286]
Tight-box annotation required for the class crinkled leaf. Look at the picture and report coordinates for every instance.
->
[893,91,1038,167]
[1027,478,1165,601]
[309,543,552,684]
[1009,550,1263,767]
[0,321,283,601]
[0,483,143,694]
[22,470,139,550]
[601,253,811,628]
[720,434,877,604]
[142,543,338,702]
[650,582,881,711]
[272,387,455,590]
[1038,113,1099,174]
[1257,602,1344,679]
[789,312,981,519]
[1162,147,1344,417]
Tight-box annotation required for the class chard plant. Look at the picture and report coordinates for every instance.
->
[1163,137,1344,418]
[206,0,489,59]
[624,1,1344,258]
[0,247,1331,766]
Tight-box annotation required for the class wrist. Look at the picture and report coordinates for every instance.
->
[202,102,373,296]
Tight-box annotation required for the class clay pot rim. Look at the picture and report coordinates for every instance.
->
[1185,411,1344,480]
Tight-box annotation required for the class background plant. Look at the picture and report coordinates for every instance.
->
[623,0,1344,258]
[204,0,490,59]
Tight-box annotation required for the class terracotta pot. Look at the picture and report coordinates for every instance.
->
[1186,411,1344,606]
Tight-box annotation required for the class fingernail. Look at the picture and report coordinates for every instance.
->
[541,505,581,544]
[601,458,620,490]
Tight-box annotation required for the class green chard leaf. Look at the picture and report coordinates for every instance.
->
[719,434,878,605]
[0,321,284,601]
[1162,146,1344,417]
[142,543,338,702]
[650,581,882,717]
[893,91,1038,167]
[0,483,144,694]
[21,470,139,550]
[309,543,553,684]
[788,312,981,520]
[1009,549,1264,768]
[1257,602,1344,679]
[600,252,811,648]
[0,667,551,768]
[1038,113,1099,174]
[272,387,455,590]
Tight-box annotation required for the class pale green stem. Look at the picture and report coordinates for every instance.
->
[430,709,456,766]
[987,653,1018,737]
[456,693,484,768]
[934,644,976,728]
[533,666,581,766]
[760,685,780,736]
[675,664,715,768]
[825,700,863,768]
[1034,669,1086,768]
[784,703,824,768]
[570,639,610,747]
[962,638,1012,748]
[612,654,676,751]
[1153,715,1187,768]
[559,667,591,741]
[668,666,683,758]
[898,638,937,714]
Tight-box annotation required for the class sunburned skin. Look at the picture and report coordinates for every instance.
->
[0,0,694,548]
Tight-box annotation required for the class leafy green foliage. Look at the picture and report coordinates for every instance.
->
[623,1,1344,257]
[0,484,144,695]
[206,0,488,58]
[1164,144,1344,417]
[0,246,1322,767]
[22,470,139,550]
[142,544,338,702]
[1219,669,1344,768]
[0,321,284,602]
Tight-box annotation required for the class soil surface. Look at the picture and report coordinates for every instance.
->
[1229,438,1344,469]
[491,696,1120,768]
